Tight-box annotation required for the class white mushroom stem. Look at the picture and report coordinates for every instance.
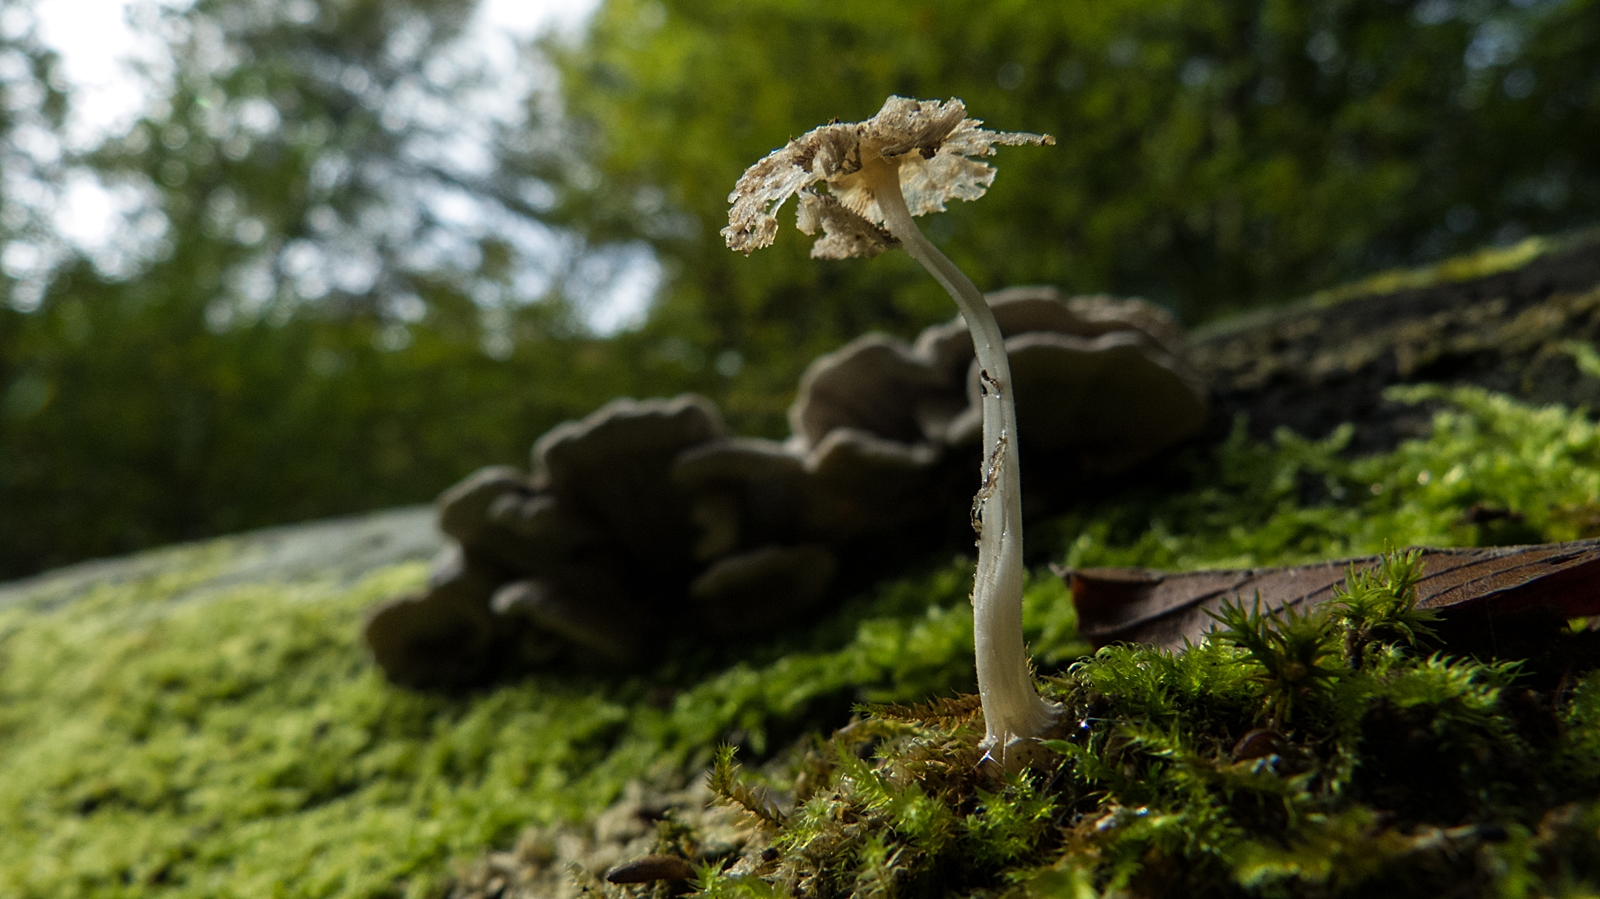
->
[863,158,1061,764]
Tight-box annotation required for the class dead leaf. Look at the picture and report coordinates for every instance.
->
[1064,538,1600,650]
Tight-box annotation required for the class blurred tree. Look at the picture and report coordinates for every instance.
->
[537,0,1600,428]
[0,0,663,578]
[2,0,1598,579]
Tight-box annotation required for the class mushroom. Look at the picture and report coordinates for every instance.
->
[688,544,838,637]
[945,329,1208,473]
[673,437,811,560]
[801,426,944,538]
[788,332,958,447]
[913,287,1191,382]
[491,572,647,666]
[435,465,593,575]
[362,545,505,689]
[724,95,1059,766]
[533,394,728,576]
[914,287,1207,509]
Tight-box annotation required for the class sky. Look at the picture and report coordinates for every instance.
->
[34,0,600,144]
[25,0,657,334]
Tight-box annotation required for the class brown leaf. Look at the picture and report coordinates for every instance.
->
[1065,538,1600,651]
[605,855,696,884]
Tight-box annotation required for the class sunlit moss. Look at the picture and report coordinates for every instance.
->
[703,549,1600,899]
[2,386,1598,897]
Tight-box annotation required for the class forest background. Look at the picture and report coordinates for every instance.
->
[2,0,1597,581]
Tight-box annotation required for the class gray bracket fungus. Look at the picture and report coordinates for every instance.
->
[363,289,1210,689]
[674,437,812,561]
[491,575,646,666]
[788,332,958,447]
[363,544,505,689]
[944,329,1209,472]
[532,394,728,573]
[802,427,945,538]
[689,544,838,638]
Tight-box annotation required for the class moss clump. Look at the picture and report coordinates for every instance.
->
[1,386,1597,898]
[702,553,1600,899]
[1050,383,1600,573]
[0,535,1075,898]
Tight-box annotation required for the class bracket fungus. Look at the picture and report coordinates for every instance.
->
[937,292,1207,478]
[724,96,1061,766]
[366,287,1208,690]
[367,157,1205,695]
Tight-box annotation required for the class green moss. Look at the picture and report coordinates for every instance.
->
[2,386,1598,897]
[704,551,1600,899]
[1052,384,1600,572]
[0,533,1067,897]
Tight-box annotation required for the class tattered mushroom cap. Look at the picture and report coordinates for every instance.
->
[673,437,811,559]
[722,95,1052,257]
[947,330,1208,473]
[688,544,838,637]
[914,287,1188,380]
[796,189,899,260]
[532,394,728,572]
[802,427,945,536]
[789,333,959,448]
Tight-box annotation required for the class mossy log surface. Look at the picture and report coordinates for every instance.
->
[1,235,1598,899]
[1193,229,1600,452]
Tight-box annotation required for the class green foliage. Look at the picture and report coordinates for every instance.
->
[1209,597,1344,723]
[0,295,658,579]
[549,0,1600,426]
[0,0,683,579]
[1055,383,1600,572]
[710,743,788,828]
[8,0,1600,578]
[1329,551,1439,667]
[1566,339,1600,380]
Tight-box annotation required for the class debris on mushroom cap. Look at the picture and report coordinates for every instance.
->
[946,330,1208,472]
[789,333,956,447]
[722,96,1052,256]
[533,394,728,572]
[673,438,810,560]
[689,544,838,637]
